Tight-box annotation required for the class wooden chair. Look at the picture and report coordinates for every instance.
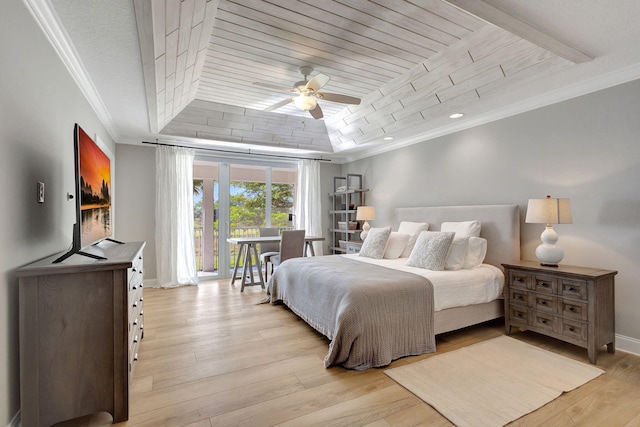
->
[259,227,280,281]
[268,230,306,278]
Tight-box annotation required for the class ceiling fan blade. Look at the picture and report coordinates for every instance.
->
[316,92,361,105]
[264,97,293,112]
[305,73,330,92]
[253,82,294,93]
[309,103,324,119]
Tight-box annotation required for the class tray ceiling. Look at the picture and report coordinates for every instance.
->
[42,0,640,160]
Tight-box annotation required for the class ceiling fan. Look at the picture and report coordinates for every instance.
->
[253,66,361,119]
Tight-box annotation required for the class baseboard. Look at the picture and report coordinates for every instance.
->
[616,333,640,357]
[143,278,158,288]
[7,410,20,427]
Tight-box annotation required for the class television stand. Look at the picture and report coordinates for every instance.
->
[102,237,125,244]
[52,248,107,264]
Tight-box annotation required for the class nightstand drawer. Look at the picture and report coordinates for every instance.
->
[560,299,588,321]
[531,293,556,313]
[532,274,557,294]
[559,318,588,342]
[561,279,587,300]
[530,311,555,332]
[509,306,528,326]
[508,271,529,290]
[509,288,529,306]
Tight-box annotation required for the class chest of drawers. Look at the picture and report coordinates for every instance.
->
[502,260,616,364]
[17,241,145,426]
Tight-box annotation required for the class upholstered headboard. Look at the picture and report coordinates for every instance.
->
[393,204,520,270]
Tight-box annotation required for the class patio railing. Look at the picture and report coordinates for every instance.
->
[194,226,292,272]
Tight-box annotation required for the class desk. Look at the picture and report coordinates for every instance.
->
[227,235,325,291]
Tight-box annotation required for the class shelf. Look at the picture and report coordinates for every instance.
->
[329,188,370,196]
[329,210,358,214]
[330,229,360,234]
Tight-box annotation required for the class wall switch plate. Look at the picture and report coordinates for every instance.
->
[37,182,45,203]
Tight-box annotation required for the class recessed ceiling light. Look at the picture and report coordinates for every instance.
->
[383,136,394,140]
[449,113,464,119]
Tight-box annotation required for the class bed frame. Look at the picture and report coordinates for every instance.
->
[394,204,521,334]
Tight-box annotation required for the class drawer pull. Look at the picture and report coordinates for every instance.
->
[569,327,575,332]
[568,306,576,312]
[132,285,137,290]
[140,297,144,302]
[568,286,575,292]
[516,295,523,300]
[134,335,138,343]
[140,310,144,316]
[133,319,138,326]
[540,300,547,305]
[541,319,548,324]
[140,283,144,287]
[540,282,549,287]
[133,302,138,308]
[133,353,138,361]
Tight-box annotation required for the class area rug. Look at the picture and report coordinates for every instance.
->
[384,336,604,427]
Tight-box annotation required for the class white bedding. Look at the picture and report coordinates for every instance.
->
[342,254,504,311]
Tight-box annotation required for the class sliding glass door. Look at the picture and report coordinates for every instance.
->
[194,160,297,280]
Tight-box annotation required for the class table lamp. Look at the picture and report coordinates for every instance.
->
[525,195,572,266]
[356,206,376,240]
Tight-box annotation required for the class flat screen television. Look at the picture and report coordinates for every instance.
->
[54,124,117,263]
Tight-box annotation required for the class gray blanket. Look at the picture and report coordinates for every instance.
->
[265,255,435,370]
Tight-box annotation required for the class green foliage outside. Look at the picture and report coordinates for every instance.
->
[193,179,294,270]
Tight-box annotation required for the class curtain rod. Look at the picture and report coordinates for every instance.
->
[141,140,332,162]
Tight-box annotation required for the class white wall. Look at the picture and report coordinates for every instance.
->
[0,1,116,424]
[342,79,640,349]
[114,144,157,279]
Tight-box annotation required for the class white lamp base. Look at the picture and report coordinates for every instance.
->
[535,225,564,267]
[360,220,371,240]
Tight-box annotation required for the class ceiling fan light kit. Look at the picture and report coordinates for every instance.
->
[254,66,361,119]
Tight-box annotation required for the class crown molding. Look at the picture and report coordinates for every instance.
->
[22,0,120,141]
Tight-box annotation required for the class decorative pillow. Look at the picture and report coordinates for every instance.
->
[441,220,481,237]
[463,237,488,269]
[397,221,429,258]
[383,232,410,259]
[358,226,392,259]
[406,231,455,271]
[445,236,470,270]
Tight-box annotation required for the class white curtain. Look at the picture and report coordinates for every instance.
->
[155,145,198,287]
[295,160,323,255]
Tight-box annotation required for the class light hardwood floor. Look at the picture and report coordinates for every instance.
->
[57,279,640,427]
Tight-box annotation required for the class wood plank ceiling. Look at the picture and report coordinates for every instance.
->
[134,0,589,155]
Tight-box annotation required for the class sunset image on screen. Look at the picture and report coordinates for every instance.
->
[79,128,111,209]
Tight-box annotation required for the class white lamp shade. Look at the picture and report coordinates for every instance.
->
[525,196,572,224]
[356,206,376,220]
[525,195,572,266]
[294,95,317,111]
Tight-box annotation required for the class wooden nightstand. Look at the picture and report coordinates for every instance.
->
[502,260,617,364]
[346,241,363,254]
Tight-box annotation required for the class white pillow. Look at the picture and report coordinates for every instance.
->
[463,237,488,269]
[445,236,470,270]
[383,232,410,259]
[441,220,481,237]
[397,221,429,258]
[406,231,455,271]
[358,226,392,259]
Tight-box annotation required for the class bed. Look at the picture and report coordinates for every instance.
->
[264,204,521,370]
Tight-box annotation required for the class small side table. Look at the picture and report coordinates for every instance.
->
[502,260,617,364]
[346,241,363,254]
